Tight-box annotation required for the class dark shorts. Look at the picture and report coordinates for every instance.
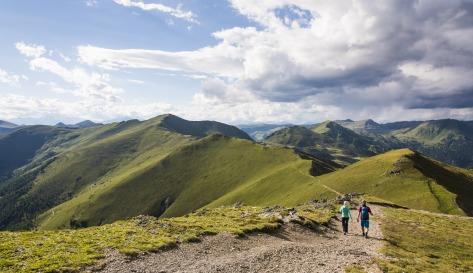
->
[361,220,369,228]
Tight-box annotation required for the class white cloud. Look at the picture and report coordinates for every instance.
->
[18,45,122,102]
[113,0,198,23]
[78,44,242,77]
[77,0,473,122]
[0,93,175,123]
[15,42,47,58]
[0,68,23,87]
[85,0,98,7]
[128,79,146,84]
[11,42,178,124]
[35,81,67,94]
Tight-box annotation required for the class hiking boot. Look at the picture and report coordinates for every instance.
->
[362,232,365,236]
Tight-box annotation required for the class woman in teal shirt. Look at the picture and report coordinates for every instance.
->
[340,201,352,235]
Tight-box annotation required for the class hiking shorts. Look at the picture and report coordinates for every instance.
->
[360,220,369,228]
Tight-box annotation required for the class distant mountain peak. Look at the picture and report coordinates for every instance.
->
[55,120,102,129]
[75,120,101,128]
[55,122,68,128]
[0,120,18,129]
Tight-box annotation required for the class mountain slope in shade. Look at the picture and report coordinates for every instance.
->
[0,120,18,129]
[159,114,252,140]
[0,126,70,179]
[0,114,256,230]
[0,120,19,135]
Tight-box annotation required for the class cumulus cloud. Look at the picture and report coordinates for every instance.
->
[76,0,473,122]
[113,0,198,23]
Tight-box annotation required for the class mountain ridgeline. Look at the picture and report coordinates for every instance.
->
[259,118,473,168]
[0,120,19,135]
[0,114,335,230]
[0,114,472,232]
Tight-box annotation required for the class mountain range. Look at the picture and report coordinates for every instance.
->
[244,118,473,168]
[0,114,472,231]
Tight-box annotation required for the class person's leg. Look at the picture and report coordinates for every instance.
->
[364,221,370,237]
[360,221,365,236]
[342,218,348,234]
[345,218,349,234]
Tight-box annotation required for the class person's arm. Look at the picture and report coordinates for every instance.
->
[357,207,361,222]
[369,207,373,216]
[349,209,353,220]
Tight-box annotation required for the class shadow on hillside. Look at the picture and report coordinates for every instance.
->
[408,152,473,216]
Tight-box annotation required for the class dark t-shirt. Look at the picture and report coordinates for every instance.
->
[358,205,372,220]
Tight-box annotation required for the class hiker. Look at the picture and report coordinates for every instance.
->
[339,200,352,235]
[357,200,373,238]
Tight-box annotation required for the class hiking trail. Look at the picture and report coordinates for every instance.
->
[94,206,384,273]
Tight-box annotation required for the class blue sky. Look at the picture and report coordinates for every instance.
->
[1,0,472,125]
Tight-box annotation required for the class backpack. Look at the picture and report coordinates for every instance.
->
[360,206,370,220]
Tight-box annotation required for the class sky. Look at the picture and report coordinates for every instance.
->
[1,0,473,125]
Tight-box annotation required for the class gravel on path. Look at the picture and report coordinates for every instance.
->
[94,206,385,273]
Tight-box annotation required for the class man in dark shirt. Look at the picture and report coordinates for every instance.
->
[357,200,373,238]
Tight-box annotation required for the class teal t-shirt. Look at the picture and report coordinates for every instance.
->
[340,205,352,218]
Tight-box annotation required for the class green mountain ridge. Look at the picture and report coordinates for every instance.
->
[314,149,473,216]
[37,135,335,229]
[265,121,391,165]
[337,119,473,168]
[1,114,472,232]
[0,115,254,230]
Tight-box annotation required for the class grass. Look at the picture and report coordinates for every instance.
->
[378,208,473,273]
[0,114,253,230]
[0,206,281,273]
[38,135,335,229]
[314,149,470,215]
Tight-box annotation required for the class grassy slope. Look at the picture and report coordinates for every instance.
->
[0,115,254,230]
[315,149,472,215]
[379,208,473,272]
[38,135,335,229]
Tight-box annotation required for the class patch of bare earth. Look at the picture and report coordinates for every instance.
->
[93,206,384,273]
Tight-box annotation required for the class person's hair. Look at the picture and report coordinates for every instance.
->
[343,200,349,206]
[362,200,367,205]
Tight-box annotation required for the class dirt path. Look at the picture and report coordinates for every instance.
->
[95,206,384,273]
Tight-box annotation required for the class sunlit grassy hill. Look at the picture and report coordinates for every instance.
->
[37,135,336,229]
[315,149,473,215]
[0,114,254,230]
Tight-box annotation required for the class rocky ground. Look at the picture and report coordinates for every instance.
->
[95,206,384,273]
